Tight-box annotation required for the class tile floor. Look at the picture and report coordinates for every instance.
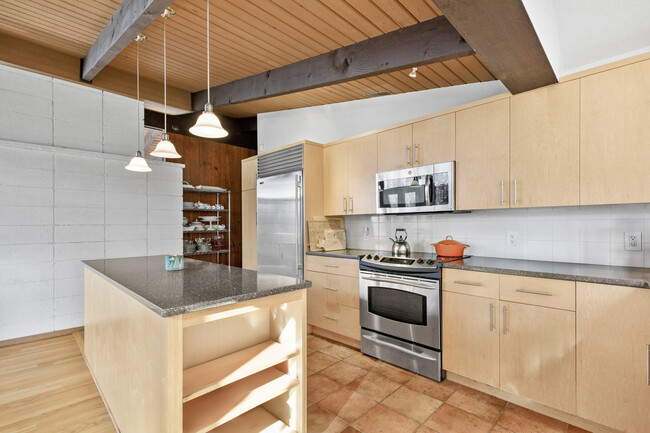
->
[306,335,591,433]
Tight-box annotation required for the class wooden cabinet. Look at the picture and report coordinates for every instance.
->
[324,135,377,216]
[576,282,650,433]
[510,81,580,208]
[241,157,257,191]
[580,59,650,205]
[442,291,500,387]
[241,189,256,270]
[412,113,455,166]
[455,99,510,210]
[377,125,412,172]
[500,301,576,414]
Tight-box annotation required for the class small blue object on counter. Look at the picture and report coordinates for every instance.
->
[165,254,184,271]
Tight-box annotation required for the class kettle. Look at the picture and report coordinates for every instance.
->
[390,228,410,257]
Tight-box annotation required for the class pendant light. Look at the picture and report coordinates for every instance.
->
[189,0,228,139]
[409,67,418,78]
[125,34,152,172]
[151,8,182,159]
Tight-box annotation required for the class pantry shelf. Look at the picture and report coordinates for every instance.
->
[209,407,296,433]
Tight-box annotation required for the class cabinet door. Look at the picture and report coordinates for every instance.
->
[377,125,413,172]
[510,81,580,207]
[580,60,650,205]
[306,271,340,332]
[500,302,576,413]
[576,282,650,433]
[347,134,378,215]
[323,143,349,216]
[241,189,257,270]
[456,99,510,210]
[442,291,500,387]
[412,113,455,166]
[241,157,257,191]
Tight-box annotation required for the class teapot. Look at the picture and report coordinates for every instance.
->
[390,228,410,257]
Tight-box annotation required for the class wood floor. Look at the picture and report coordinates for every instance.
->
[0,334,115,433]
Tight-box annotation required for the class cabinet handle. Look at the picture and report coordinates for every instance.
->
[514,178,518,205]
[323,315,337,321]
[454,280,482,286]
[501,180,504,206]
[414,143,419,165]
[406,145,411,166]
[343,196,348,214]
[490,303,494,331]
[322,264,339,268]
[349,196,354,213]
[323,286,338,291]
[646,344,649,386]
[503,306,507,334]
[515,288,552,296]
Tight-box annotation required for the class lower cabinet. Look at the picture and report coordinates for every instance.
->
[576,282,650,433]
[442,291,500,387]
[500,301,576,414]
[241,189,257,270]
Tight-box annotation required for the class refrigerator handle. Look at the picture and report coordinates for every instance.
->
[296,175,303,277]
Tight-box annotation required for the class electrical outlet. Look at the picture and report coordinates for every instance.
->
[363,226,370,240]
[507,231,519,247]
[624,232,642,251]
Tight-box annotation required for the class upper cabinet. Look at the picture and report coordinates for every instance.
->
[377,125,412,172]
[324,135,378,216]
[241,157,257,191]
[580,59,650,205]
[510,81,580,208]
[456,99,510,210]
[412,113,456,166]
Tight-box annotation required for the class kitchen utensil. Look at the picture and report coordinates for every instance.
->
[308,216,345,251]
[183,241,196,253]
[183,216,189,226]
[390,228,410,257]
[432,236,469,257]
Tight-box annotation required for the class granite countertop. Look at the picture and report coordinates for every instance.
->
[306,249,650,288]
[83,256,311,317]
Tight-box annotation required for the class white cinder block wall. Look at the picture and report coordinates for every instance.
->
[345,204,650,268]
[0,64,182,341]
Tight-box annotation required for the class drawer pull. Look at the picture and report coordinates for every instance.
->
[322,264,339,268]
[515,288,552,296]
[323,315,337,321]
[454,280,482,287]
[323,286,338,291]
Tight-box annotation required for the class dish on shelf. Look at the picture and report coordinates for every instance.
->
[200,216,219,222]
[182,181,195,189]
[183,201,195,208]
[195,185,227,192]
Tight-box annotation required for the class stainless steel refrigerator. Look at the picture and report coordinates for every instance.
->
[256,145,304,279]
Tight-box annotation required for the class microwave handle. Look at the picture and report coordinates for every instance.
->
[425,174,434,206]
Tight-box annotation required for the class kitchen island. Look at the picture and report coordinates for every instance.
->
[83,256,311,433]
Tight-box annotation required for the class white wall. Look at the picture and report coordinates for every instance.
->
[345,204,650,268]
[0,65,182,341]
[257,80,508,152]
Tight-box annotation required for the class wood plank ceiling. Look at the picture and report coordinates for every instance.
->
[0,0,496,117]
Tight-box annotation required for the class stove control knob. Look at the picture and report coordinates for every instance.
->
[373,255,380,260]
[366,254,372,259]
[426,259,435,265]
[417,259,424,264]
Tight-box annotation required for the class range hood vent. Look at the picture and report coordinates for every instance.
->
[257,144,303,178]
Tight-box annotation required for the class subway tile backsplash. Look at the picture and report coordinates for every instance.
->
[344,204,650,267]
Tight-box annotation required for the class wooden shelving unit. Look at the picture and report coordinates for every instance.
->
[210,407,296,433]
[183,340,298,402]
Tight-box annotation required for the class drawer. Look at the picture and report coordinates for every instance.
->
[306,270,359,309]
[337,306,361,341]
[443,268,500,299]
[500,275,575,311]
[305,255,359,278]
[307,286,338,332]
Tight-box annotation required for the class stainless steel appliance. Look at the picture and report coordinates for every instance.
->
[359,253,443,381]
[257,145,304,279]
[389,228,410,256]
[376,161,455,214]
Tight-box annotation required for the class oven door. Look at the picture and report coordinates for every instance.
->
[359,271,440,350]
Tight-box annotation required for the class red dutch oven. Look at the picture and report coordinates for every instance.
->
[432,236,469,257]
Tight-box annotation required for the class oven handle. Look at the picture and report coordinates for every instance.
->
[362,334,438,361]
[361,275,437,290]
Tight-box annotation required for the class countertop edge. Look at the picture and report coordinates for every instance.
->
[306,250,362,260]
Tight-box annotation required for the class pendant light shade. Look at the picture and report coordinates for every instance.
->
[190,103,228,138]
[190,0,228,139]
[151,132,181,159]
[125,34,152,172]
[125,151,152,172]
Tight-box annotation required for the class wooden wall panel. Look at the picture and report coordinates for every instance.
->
[172,133,256,267]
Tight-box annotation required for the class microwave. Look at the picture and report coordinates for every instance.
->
[376,161,455,214]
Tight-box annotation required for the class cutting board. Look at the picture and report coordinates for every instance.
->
[308,217,346,251]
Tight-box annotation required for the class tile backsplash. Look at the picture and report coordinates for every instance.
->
[344,204,650,267]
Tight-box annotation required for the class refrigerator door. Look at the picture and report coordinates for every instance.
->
[257,171,304,279]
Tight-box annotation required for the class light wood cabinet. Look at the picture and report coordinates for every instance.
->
[500,301,576,414]
[324,135,377,216]
[241,189,257,270]
[412,113,455,166]
[580,59,650,205]
[442,291,500,387]
[576,282,650,433]
[377,125,412,172]
[510,81,580,208]
[455,99,510,210]
[241,157,257,191]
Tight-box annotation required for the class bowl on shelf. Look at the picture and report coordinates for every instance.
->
[183,201,194,208]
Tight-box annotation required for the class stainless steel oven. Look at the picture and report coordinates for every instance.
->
[359,254,443,381]
[376,161,455,214]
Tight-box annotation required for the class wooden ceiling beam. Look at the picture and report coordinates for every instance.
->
[433,0,557,94]
[192,16,474,110]
[81,0,174,82]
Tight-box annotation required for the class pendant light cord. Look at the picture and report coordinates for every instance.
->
[136,40,141,153]
[163,17,167,133]
[206,0,210,105]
